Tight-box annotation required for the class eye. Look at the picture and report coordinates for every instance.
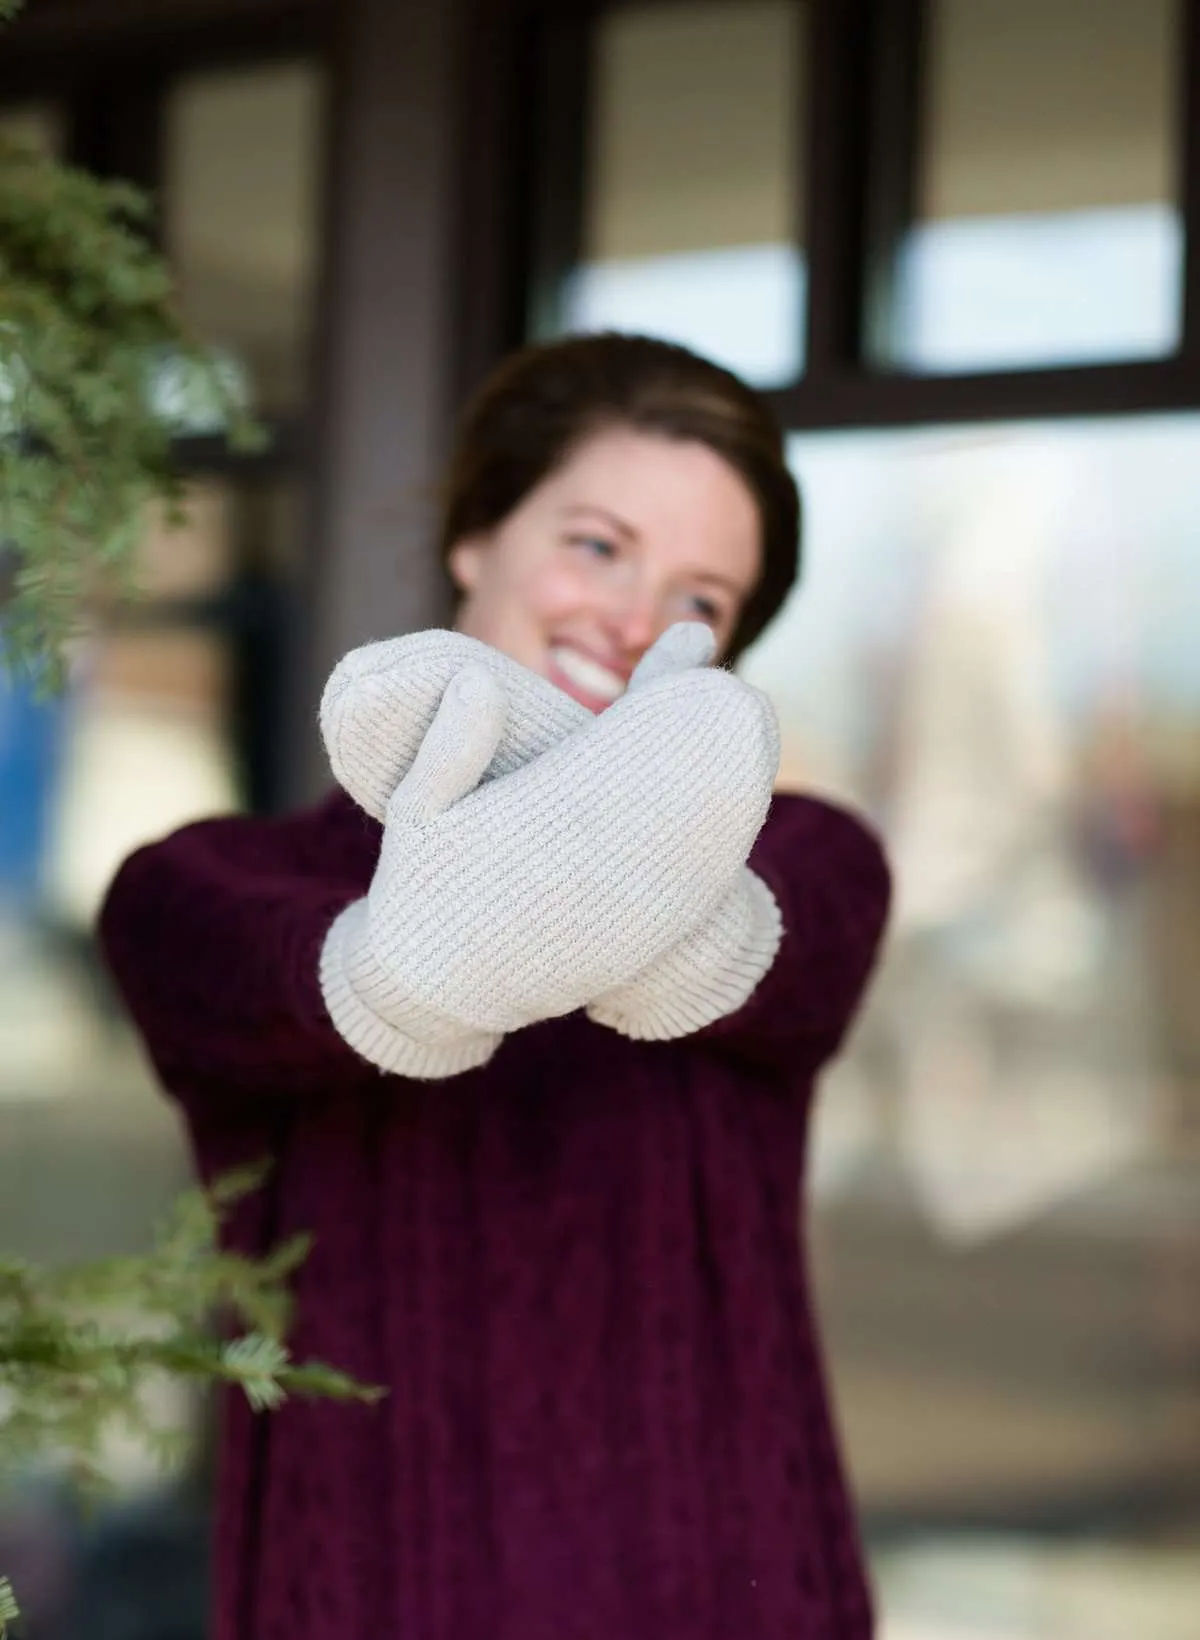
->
[568,534,618,561]
[688,594,723,623]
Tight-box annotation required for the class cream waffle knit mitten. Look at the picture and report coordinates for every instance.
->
[582,629,783,1040]
[320,627,588,821]
[318,627,780,1077]
[584,865,783,1040]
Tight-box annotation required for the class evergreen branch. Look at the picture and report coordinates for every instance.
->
[0,133,264,685]
[0,1576,18,1637]
[0,1168,382,1630]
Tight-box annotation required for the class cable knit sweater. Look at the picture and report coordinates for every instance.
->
[98,787,890,1640]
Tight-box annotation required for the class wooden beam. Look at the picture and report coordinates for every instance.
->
[522,0,593,344]
[286,0,472,802]
[0,0,322,94]
[1179,0,1200,358]
[767,355,1200,432]
[860,0,925,365]
[4,0,318,43]
[802,0,873,380]
[448,0,547,401]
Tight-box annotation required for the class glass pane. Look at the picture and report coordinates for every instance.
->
[0,101,64,155]
[3,486,244,945]
[42,625,239,928]
[740,415,1200,1635]
[134,479,237,601]
[165,61,324,414]
[561,0,805,387]
[881,0,1182,372]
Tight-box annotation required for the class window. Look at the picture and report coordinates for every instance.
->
[0,100,63,155]
[165,61,324,414]
[876,0,1183,372]
[559,1,806,386]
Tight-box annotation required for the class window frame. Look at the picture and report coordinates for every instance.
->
[0,0,326,479]
[0,4,326,811]
[518,0,1200,430]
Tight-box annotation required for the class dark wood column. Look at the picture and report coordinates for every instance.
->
[289,0,535,802]
[289,0,461,799]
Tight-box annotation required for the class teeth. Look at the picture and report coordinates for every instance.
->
[550,646,626,703]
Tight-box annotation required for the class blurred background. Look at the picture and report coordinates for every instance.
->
[1,0,1198,1636]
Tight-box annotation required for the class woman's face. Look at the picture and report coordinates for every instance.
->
[448,425,763,713]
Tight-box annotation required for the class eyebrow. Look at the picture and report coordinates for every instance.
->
[561,504,638,540]
[689,571,745,596]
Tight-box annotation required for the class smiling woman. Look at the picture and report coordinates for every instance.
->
[97,329,890,1640]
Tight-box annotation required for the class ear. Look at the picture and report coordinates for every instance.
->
[447,534,487,595]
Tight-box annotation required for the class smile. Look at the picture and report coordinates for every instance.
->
[549,646,628,707]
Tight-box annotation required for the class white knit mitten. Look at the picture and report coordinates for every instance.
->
[320,627,587,822]
[579,630,783,1039]
[585,866,783,1040]
[318,627,779,1077]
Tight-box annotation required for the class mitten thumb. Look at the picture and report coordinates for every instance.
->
[386,664,507,828]
[626,621,717,692]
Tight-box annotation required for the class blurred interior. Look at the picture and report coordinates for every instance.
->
[1,2,1198,1637]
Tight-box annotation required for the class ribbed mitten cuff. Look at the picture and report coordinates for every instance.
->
[319,901,502,1079]
[586,868,783,1041]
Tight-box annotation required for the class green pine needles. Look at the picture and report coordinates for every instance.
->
[0,1167,381,1636]
[0,127,261,687]
[0,1161,377,1481]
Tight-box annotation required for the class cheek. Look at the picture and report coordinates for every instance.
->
[518,554,594,624]
[461,548,542,628]
[458,536,598,643]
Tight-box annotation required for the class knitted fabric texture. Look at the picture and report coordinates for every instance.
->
[319,900,503,1078]
[320,626,591,822]
[587,865,783,1039]
[319,633,780,1075]
[321,625,783,1068]
[98,787,892,1640]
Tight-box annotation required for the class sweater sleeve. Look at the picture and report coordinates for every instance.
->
[696,795,892,1073]
[97,792,383,1109]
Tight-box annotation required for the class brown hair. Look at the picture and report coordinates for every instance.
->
[438,332,801,663]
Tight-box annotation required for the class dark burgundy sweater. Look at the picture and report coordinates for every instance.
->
[99,788,890,1640]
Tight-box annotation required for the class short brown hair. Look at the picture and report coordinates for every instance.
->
[438,332,800,663]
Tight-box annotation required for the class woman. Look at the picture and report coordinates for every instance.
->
[100,333,890,1640]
